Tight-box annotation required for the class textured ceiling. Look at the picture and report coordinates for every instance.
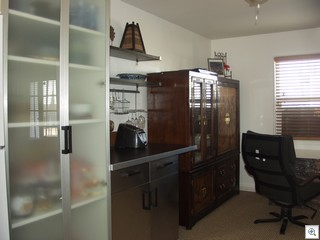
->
[121,0,320,39]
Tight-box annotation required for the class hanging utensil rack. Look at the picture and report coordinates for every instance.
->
[110,77,159,115]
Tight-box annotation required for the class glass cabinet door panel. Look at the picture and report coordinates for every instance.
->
[69,0,108,239]
[204,79,216,160]
[8,11,59,62]
[9,0,60,21]
[7,1,63,239]
[69,0,105,67]
[189,77,203,164]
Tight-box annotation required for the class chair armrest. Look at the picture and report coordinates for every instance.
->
[295,174,320,187]
[296,157,320,162]
[294,157,320,186]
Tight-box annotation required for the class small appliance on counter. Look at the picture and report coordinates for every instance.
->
[115,124,147,149]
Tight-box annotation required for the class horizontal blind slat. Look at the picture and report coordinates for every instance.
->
[274,54,320,139]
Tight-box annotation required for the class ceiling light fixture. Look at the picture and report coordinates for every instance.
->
[245,0,268,25]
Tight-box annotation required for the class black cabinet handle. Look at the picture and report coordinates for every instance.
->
[153,188,158,207]
[142,190,152,210]
[62,126,72,154]
[142,188,158,210]
[158,161,174,169]
[120,170,141,177]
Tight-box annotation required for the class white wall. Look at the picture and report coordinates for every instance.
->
[110,0,211,130]
[110,0,211,74]
[211,28,320,191]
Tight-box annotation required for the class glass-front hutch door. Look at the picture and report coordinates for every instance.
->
[189,74,217,167]
[204,78,216,160]
[7,0,63,239]
[68,0,108,239]
[190,76,203,165]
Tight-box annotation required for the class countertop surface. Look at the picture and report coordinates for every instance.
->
[110,143,197,171]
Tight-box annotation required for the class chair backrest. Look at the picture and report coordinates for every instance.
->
[241,131,298,205]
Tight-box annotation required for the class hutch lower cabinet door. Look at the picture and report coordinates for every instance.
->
[147,70,240,229]
[4,0,110,239]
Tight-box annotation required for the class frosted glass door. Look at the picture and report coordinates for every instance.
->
[7,0,63,239]
[69,0,108,239]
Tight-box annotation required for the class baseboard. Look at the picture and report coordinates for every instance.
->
[240,185,255,192]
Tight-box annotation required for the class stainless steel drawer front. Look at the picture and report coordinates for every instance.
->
[151,156,178,181]
[111,163,149,194]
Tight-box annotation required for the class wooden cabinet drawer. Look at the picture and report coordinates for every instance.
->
[192,169,215,214]
[216,176,237,196]
[216,160,236,180]
[216,157,238,198]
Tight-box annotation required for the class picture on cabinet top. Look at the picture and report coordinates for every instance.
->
[208,58,224,76]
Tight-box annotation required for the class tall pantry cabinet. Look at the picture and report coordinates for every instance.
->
[147,70,240,229]
[1,0,110,239]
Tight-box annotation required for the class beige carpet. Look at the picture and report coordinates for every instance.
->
[178,191,320,240]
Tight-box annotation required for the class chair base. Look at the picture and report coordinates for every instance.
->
[254,207,307,234]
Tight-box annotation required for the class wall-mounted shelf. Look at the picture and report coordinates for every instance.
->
[110,87,140,94]
[110,77,160,87]
[110,46,161,62]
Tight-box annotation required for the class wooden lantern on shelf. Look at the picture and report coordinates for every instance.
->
[120,22,146,53]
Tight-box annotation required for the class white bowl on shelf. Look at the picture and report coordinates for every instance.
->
[70,104,92,118]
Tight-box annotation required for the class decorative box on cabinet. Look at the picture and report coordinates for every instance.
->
[147,70,240,229]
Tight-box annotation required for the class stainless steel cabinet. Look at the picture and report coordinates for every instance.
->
[3,0,110,239]
[111,163,150,240]
[150,158,179,240]
[111,156,179,240]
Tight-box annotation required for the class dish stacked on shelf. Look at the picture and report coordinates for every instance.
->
[116,73,147,81]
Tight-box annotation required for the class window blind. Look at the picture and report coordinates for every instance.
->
[274,54,320,139]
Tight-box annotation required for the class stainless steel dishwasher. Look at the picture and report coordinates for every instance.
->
[111,156,179,240]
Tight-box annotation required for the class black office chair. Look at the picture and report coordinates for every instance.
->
[241,131,320,234]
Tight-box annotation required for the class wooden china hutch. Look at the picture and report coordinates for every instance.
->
[147,69,240,229]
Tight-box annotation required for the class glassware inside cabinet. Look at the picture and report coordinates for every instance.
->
[8,11,60,61]
[69,26,105,66]
[10,0,60,21]
[70,0,99,30]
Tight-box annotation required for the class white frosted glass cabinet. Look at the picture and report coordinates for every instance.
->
[3,0,110,239]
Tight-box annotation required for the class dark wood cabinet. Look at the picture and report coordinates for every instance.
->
[216,79,239,155]
[147,70,240,229]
